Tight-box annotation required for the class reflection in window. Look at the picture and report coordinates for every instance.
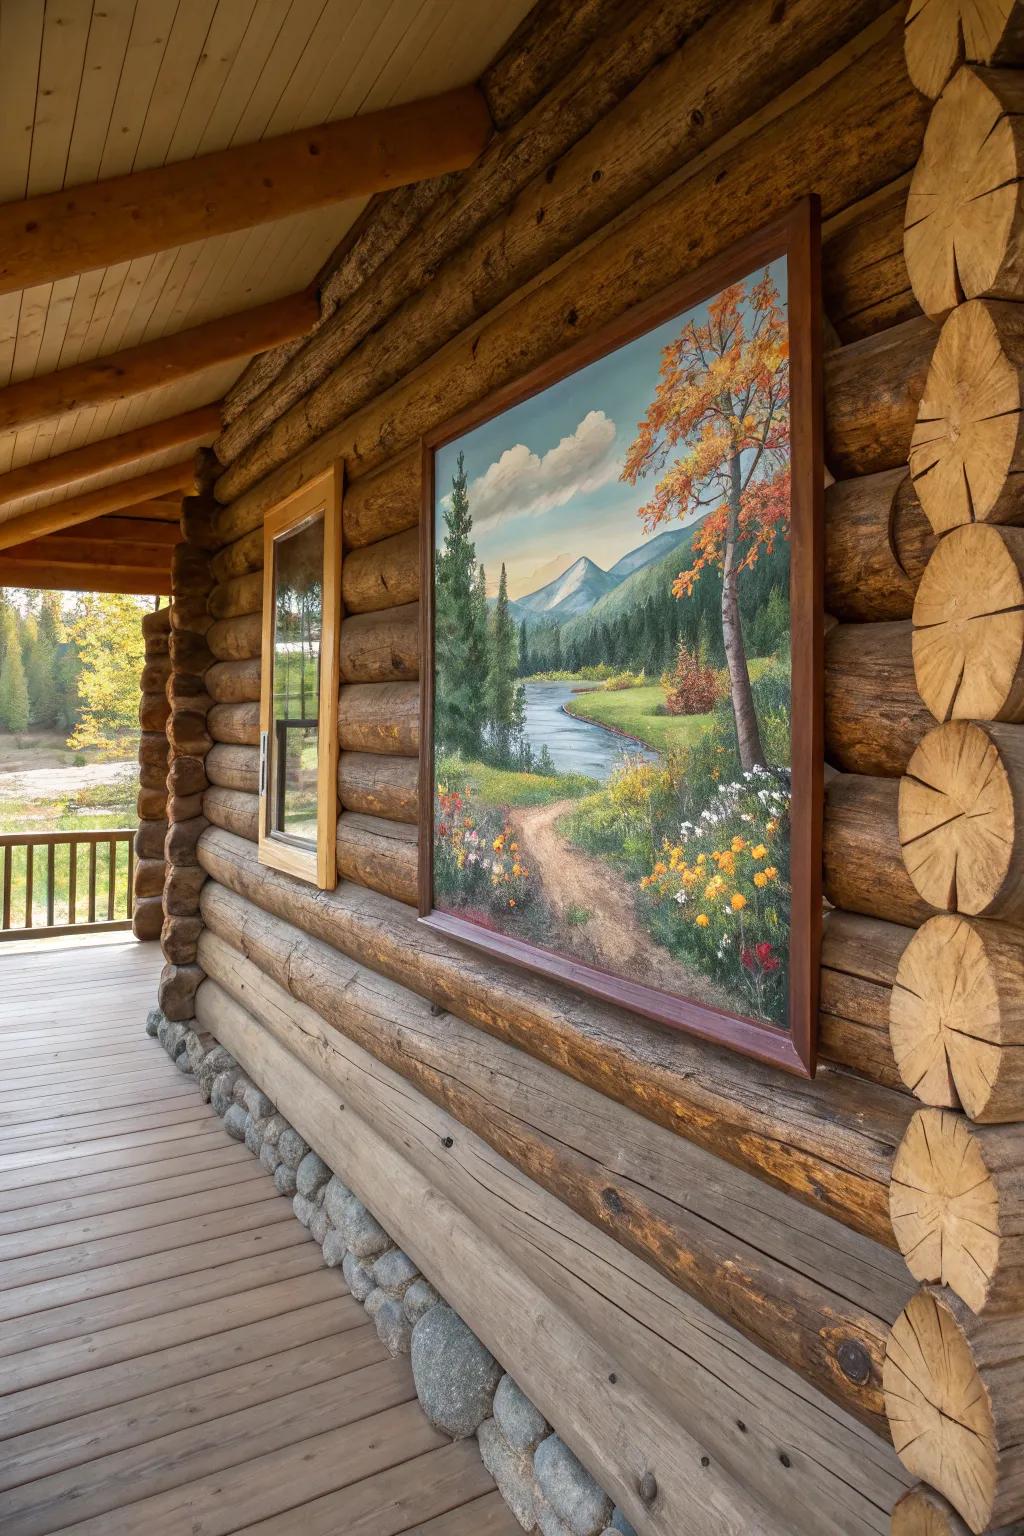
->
[270,516,324,846]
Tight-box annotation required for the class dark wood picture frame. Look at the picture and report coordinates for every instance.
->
[418,199,823,1076]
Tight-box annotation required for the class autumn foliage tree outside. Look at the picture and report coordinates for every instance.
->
[431,259,793,1030]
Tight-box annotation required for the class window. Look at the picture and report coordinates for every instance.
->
[259,465,341,888]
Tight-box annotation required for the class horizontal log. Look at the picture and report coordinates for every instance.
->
[161,913,203,966]
[336,813,417,905]
[168,630,213,673]
[207,613,261,662]
[168,791,204,823]
[208,701,259,747]
[0,406,218,509]
[208,571,261,622]
[197,827,915,1246]
[195,973,822,1536]
[212,17,929,542]
[134,819,167,861]
[209,526,261,586]
[206,658,260,704]
[166,816,209,869]
[204,786,258,843]
[821,173,917,343]
[140,659,172,693]
[889,913,1024,1123]
[136,787,166,821]
[0,293,318,433]
[339,682,419,756]
[824,313,935,479]
[138,732,169,770]
[824,621,934,774]
[158,961,204,1022]
[344,452,420,550]
[884,1285,1024,1531]
[167,756,208,798]
[0,559,172,597]
[890,1107,1024,1315]
[138,691,171,733]
[163,864,206,917]
[338,753,419,824]
[131,896,163,943]
[0,88,493,299]
[1,531,178,571]
[340,604,419,684]
[205,744,258,794]
[824,774,932,927]
[198,903,913,1431]
[342,528,418,614]
[138,760,167,792]
[141,605,173,638]
[133,857,166,900]
[899,721,1024,922]
[824,467,935,621]
[819,909,911,1091]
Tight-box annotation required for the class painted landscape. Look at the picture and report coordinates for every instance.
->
[431,261,793,1030]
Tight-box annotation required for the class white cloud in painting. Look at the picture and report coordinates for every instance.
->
[468,410,619,528]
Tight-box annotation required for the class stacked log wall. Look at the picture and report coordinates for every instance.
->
[164,2,1024,1531]
[133,604,172,940]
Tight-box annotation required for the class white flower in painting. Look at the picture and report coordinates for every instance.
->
[459,411,620,529]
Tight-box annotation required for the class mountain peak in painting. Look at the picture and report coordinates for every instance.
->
[516,555,619,619]
[607,525,693,579]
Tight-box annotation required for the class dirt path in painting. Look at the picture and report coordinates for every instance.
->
[510,798,732,1009]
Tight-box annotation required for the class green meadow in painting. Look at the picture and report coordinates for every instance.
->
[431,261,793,1029]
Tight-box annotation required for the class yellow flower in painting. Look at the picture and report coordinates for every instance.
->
[493,835,505,852]
[696,853,707,866]
[765,866,778,880]
[510,842,520,853]
[753,871,768,888]
[653,861,667,876]
[512,863,523,877]
[731,892,747,911]
[731,836,746,853]
[751,844,767,860]
[766,819,779,834]
[695,913,710,928]
[682,869,699,887]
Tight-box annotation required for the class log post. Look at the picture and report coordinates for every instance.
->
[890,1106,1024,1313]
[133,605,172,941]
[160,483,216,994]
[912,524,1024,723]
[884,1285,1024,1531]
[909,300,1024,534]
[905,67,1024,317]
[898,721,1024,921]
[889,913,1024,1121]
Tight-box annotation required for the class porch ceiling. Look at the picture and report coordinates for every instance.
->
[0,0,533,591]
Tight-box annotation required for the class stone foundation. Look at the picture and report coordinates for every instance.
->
[147,1006,636,1536]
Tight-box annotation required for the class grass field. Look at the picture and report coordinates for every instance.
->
[563,685,712,753]
[438,756,597,808]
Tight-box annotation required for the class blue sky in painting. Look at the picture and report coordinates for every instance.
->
[435,257,788,600]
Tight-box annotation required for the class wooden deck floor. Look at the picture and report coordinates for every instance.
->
[0,935,517,1536]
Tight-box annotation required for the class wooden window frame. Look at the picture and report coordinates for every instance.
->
[258,464,342,890]
[418,200,822,1077]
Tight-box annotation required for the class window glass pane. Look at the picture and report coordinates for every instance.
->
[270,515,324,845]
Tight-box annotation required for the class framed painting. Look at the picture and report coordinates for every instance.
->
[419,201,822,1075]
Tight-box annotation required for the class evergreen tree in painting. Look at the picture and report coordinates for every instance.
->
[622,272,789,771]
[485,563,520,763]
[435,453,488,759]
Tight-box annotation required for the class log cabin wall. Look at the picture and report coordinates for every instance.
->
[133,605,171,941]
[157,2,1024,1531]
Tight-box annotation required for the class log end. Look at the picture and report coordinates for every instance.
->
[891,1483,973,1536]
[890,1108,999,1313]
[884,1288,997,1532]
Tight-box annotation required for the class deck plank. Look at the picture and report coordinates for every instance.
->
[0,937,501,1534]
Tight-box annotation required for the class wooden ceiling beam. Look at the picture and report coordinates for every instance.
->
[0,559,171,596]
[111,499,182,522]
[0,462,196,552]
[0,87,492,300]
[0,532,176,569]
[0,292,319,433]
[36,515,181,548]
[0,405,219,507]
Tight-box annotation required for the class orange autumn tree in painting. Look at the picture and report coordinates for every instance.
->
[622,271,790,771]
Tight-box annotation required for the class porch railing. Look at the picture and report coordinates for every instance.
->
[0,829,136,941]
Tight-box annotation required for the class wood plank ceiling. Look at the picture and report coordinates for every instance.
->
[0,0,533,590]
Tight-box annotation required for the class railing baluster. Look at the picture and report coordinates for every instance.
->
[88,841,97,924]
[107,840,116,921]
[68,840,77,926]
[126,836,135,919]
[46,844,55,928]
[25,843,34,929]
[2,845,10,931]
[0,830,138,940]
